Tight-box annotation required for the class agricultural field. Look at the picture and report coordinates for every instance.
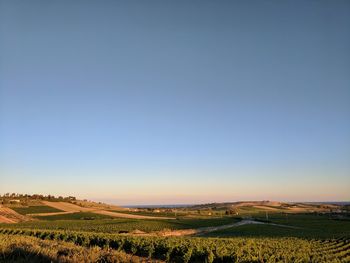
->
[201,213,350,239]
[0,229,349,262]
[109,209,181,218]
[10,205,63,215]
[31,212,115,221]
[1,197,349,262]
[202,224,298,238]
[0,234,145,263]
[0,217,241,234]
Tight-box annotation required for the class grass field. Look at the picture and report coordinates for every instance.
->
[10,205,63,215]
[32,212,115,221]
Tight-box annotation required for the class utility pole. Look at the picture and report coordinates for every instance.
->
[266,211,269,221]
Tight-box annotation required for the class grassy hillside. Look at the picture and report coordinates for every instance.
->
[186,201,344,215]
[11,205,63,215]
[1,195,349,262]
[32,212,115,221]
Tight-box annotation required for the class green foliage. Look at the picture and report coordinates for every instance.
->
[33,212,114,221]
[0,217,240,234]
[110,209,179,218]
[0,228,349,262]
[252,213,350,238]
[0,234,136,262]
[0,193,76,202]
[11,205,63,215]
[203,224,297,238]
[202,213,350,239]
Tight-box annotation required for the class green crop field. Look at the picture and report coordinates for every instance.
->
[202,224,298,238]
[0,234,136,262]
[1,213,348,238]
[32,212,115,221]
[0,217,240,234]
[202,213,350,239]
[251,213,350,238]
[0,228,349,262]
[2,201,349,262]
[10,205,63,215]
[109,209,181,218]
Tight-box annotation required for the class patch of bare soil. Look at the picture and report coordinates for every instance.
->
[158,229,197,237]
[131,229,146,235]
[0,215,16,223]
[0,205,33,224]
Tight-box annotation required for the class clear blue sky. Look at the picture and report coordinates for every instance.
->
[1,0,349,204]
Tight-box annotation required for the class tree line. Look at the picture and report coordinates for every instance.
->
[0,193,76,203]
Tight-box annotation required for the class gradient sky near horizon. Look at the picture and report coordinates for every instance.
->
[1,0,349,205]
